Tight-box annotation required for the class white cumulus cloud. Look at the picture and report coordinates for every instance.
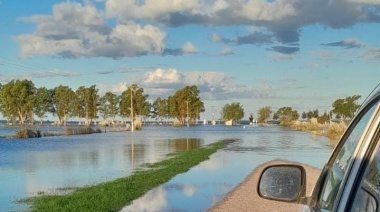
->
[141,68,274,100]
[182,42,198,54]
[15,2,166,59]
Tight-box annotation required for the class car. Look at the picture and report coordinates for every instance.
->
[257,84,380,212]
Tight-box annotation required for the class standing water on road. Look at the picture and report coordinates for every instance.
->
[0,125,334,212]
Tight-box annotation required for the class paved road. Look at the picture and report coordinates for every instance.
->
[209,160,321,212]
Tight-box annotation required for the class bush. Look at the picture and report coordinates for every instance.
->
[64,127,102,135]
[325,122,347,140]
[15,128,41,139]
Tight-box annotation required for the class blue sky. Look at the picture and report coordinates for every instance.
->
[0,0,380,120]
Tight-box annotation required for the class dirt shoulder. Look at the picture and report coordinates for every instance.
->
[209,160,321,212]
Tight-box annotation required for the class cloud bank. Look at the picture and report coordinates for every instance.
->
[15,0,380,58]
[106,0,380,44]
[140,68,274,100]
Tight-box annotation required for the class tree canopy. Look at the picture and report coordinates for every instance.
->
[275,107,299,125]
[221,102,244,124]
[257,106,272,124]
[332,95,361,120]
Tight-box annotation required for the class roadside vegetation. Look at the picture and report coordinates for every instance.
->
[20,140,231,212]
[256,95,361,141]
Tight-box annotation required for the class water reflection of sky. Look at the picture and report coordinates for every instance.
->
[122,126,334,212]
[0,125,333,212]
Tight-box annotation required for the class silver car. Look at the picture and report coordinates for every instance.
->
[258,85,380,212]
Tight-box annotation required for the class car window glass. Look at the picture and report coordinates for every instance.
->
[351,136,380,212]
[318,102,378,212]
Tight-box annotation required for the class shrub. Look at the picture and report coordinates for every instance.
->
[15,128,41,139]
[64,127,102,135]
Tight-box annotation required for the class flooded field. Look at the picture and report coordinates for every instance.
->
[0,125,334,211]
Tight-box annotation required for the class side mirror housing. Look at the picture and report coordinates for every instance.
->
[258,164,306,203]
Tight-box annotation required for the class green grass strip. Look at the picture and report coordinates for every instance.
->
[20,140,230,212]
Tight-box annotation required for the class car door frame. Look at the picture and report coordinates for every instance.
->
[307,91,380,211]
[339,101,380,211]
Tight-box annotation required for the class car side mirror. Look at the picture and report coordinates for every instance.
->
[258,164,306,202]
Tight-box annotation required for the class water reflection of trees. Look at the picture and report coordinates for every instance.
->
[168,138,201,151]
[125,143,146,169]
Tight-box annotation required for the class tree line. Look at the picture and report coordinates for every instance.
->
[0,80,204,126]
[0,79,362,127]
[256,95,361,125]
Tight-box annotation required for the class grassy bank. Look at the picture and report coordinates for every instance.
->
[20,140,231,212]
[292,118,347,142]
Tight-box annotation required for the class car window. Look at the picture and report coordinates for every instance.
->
[350,136,380,212]
[317,102,378,212]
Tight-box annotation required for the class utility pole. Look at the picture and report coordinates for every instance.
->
[212,105,215,125]
[186,101,190,127]
[130,85,135,132]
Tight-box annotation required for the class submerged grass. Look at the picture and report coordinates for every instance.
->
[20,140,231,212]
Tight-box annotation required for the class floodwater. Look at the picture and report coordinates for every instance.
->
[0,125,335,212]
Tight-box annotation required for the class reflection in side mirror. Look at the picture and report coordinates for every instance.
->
[258,165,306,202]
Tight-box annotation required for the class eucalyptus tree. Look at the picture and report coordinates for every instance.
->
[119,84,149,122]
[170,85,204,125]
[84,85,99,125]
[34,87,51,124]
[167,95,177,120]
[73,86,86,124]
[74,85,99,126]
[133,86,150,118]
[257,106,272,124]
[104,92,119,124]
[98,96,109,123]
[54,85,75,126]
[0,79,35,125]
[153,97,168,121]
[0,82,17,124]
[221,102,244,125]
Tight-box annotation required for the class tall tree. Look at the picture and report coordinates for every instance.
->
[275,107,299,125]
[257,106,272,124]
[153,97,168,121]
[34,87,50,124]
[221,102,244,124]
[0,82,17,125]
[104,92,119,124]
[73,86,86,124]
[74,85,99,126]
[0,80,35,125]
[332,95,361,120]
[119,84,149,122]
[54,85,75,126]
[84,85,99,125]
[98,96,109,123]
[170,85,204,125]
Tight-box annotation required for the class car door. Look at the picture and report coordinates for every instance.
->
[306,97,380,212]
